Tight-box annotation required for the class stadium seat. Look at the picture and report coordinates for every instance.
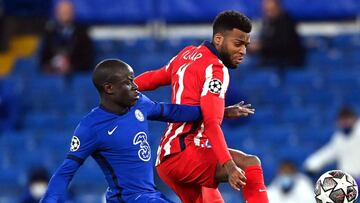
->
[298,127,334,149]
[249,107,278,125]
[239,70,280,90]
[255,87,299,107]
[23,112,61,130]
[223,126,255,149]
[12,56,39,76]
[281,107,320,126]
[301,89,337,106]
[325,70,360,89]
[255,126,296,149]
[23,75,67,112]
[284,70,323,89]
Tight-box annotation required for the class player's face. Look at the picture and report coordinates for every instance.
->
[217,29,250,69]
[107,67,139,108]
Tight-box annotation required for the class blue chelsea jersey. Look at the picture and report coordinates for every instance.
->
[42,93,201,203]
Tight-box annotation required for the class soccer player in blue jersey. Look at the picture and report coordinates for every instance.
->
[41,59,204,203]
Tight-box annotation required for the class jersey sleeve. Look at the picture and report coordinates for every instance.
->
[134,56,176,91]
[304,133,339,172]
[200,63,232,165]
[40,159,81,202]
[141,94,202,122]
[66,124,98,164]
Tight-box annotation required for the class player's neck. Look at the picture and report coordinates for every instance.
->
[100,100,129,116]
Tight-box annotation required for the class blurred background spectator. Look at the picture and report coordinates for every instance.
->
[40,0,94,75]
[0,77,19,132]
[20,167,50,203]
[304,107,360,187]
[267,160,314,203]
[250,0,305,70]
[20,167,75,203]
[0,0,7,52]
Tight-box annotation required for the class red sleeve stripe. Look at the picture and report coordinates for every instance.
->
[165,56,177,71]
[194,122,205,146]
[163,123,186,156]
[220,66,229,99]
[201,64,213,97]
[175,63,190,104]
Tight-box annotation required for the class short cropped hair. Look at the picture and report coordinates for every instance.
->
[338,107,357,119]
[212,10,252,36]
[92,59,128,94]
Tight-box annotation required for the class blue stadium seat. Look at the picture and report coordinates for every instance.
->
[93,39,117,55]
[0,132,26,152]
[281,107,320,126]
[249,107,278,125]
[298,127,334,148]
[0,169,22,188]
[223,126,255,149]
[332,34,357,49]
[12,57,39,76]
[256,126,295,149]
[301,89,337,106]
[303,36,328,50]
[24,75,67,112]
[255,88,298,106]
[276,145,313,167]
[325,70,360,89]
[285,70,323,89]
[23,113,61,130]
[70,73,99,114]
[133,52,174,72]
[240,70,280,90]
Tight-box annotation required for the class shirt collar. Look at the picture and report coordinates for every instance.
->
[203,41,221,60]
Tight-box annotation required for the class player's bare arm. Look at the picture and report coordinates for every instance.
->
[224,101,255,119]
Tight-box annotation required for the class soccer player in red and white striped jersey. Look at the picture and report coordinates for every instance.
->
[135,11,269,203]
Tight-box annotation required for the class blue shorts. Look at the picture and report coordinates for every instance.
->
[106,191,174,203]
[131,192,174,203]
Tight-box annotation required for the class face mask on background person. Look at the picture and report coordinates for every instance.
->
[29,181,48,199]
[340,127,353,136]
[278,175,295,194]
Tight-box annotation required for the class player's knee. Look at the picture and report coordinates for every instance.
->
[237,155,261,168]
[246,155,261,166]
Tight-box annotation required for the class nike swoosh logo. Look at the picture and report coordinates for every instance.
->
[108,126,118,135]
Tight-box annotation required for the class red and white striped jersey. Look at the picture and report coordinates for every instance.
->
[135,41,232,166]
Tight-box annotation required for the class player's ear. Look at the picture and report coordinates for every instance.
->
[103,83,114,94]
[213,33,224,47]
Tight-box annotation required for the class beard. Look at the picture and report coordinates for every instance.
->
[219,47,237,69]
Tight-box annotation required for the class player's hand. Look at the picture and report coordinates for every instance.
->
[224,101,255,119]
[224,160,246,191]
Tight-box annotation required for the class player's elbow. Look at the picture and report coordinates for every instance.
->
[203,118,222,127]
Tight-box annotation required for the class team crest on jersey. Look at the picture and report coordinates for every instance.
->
[208,79,222,94]
[70,136,80,152]
[135,109,144,122]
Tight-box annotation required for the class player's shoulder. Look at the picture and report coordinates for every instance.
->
[76,107,110,131]
[134,93,153,107]
[174,45,197,60]
[196,46,224,68]
[180,45,197,53]
[198,57,225,72]
[75,111,98,134]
